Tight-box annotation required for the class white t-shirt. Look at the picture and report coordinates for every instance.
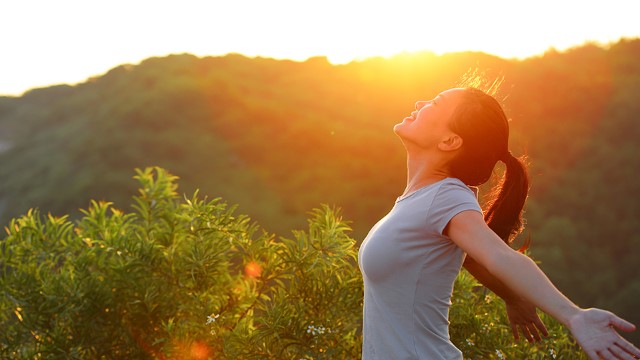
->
[358,177,482,360]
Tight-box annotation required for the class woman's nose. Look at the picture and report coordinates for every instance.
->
[415,101,427,110]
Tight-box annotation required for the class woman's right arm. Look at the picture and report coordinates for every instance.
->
[448,210,640,360]
[463,256,548,343]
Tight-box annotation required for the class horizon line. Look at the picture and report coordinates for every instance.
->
[2,37,637,98]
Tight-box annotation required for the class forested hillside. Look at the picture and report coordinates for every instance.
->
[0,39,638,342]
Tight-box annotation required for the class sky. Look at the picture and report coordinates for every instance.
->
[1,0,639,96]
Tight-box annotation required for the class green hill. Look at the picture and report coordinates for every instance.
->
[1,39,639,342]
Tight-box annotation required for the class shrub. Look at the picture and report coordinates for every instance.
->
[0,167,586,359]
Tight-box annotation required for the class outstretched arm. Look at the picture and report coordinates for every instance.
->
[450,210,640,360]
[463,256,548,342]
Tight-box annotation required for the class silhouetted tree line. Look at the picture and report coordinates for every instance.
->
[0,38,638,342]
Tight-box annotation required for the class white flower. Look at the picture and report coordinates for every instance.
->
[206,314,219,325]
[306,324,328,336]
[466,339,475,346]
[495,349,505,359]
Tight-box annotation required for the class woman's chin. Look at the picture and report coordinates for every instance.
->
[393,121,405,133]
[393,121,410,137]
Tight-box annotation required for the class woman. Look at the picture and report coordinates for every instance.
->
[358,87,640,359]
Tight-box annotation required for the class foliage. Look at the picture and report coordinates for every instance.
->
[1,168,587,359]
[1,39,639,344]
[450,270,587,360]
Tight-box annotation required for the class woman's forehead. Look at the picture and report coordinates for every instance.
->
[438,88,466,98]
[436,88,466,105]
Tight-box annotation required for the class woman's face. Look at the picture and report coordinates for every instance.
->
[393,88,464,149]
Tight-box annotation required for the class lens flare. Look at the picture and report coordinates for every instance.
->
[244,261,262,278]
[189,341,211,360]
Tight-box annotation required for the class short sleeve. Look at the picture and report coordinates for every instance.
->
[427,179,483,235]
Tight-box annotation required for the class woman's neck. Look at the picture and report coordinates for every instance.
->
[403,152,450,197]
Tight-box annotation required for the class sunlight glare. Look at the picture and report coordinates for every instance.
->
[1,0,638,95]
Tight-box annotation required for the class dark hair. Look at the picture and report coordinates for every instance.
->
[447,88,529,245]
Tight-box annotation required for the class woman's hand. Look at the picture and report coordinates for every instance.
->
[568,308,640,360]
[505,298,548,343]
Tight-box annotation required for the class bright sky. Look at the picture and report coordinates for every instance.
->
[1,0,638,96]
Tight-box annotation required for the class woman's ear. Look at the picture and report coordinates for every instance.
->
[438,133,463,152]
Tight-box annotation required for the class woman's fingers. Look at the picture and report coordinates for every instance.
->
[608,313,640,358]
[616,338,640,359]
[510,323,520,341]
[513,321,547,343]
[518,324,533,343]
[533,316,549,337]
[608,344,639,360]
[611,314,638,333]
[586,339,640,360]
[527,323,542,342]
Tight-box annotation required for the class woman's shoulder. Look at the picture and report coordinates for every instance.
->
[440,177,477,194]
[432,177,480,205]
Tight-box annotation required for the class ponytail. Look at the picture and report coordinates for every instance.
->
[446,87,530,247]
[484,152,530,246]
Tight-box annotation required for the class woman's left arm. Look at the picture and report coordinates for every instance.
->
[449,210,640,360]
